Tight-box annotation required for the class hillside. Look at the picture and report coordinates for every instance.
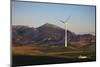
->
[12,23,96,47]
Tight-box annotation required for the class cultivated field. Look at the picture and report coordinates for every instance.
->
[12,44,96,66]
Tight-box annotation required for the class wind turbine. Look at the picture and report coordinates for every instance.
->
[58,16,71,47]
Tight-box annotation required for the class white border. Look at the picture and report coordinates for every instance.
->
[0,0,100,67]
[0,0,10,67]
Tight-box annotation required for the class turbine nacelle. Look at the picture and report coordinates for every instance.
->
[58,16,71,24]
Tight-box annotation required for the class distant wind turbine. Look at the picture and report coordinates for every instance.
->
[58,16,71,47]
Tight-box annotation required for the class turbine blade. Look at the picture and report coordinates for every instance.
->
[65,16,71,22]
[58,20,65,23]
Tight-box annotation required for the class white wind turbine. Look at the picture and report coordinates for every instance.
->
[58,16,71,47]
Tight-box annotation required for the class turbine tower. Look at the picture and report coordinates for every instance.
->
[59,16,71,47]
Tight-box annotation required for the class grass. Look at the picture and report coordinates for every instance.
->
[12,55,95,66]
[12,44,96,66]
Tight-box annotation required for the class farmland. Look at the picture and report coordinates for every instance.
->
[12,44,96,66]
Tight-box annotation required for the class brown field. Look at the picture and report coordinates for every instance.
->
[12,44,96,58]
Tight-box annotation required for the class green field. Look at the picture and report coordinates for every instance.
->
[12,44,96,59]
[12,44,96,66]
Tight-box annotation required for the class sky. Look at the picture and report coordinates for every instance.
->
[12,1,96,34]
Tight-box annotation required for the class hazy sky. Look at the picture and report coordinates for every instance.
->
[12,1,96,34]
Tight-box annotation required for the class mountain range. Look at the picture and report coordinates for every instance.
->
[12,23,95,47]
